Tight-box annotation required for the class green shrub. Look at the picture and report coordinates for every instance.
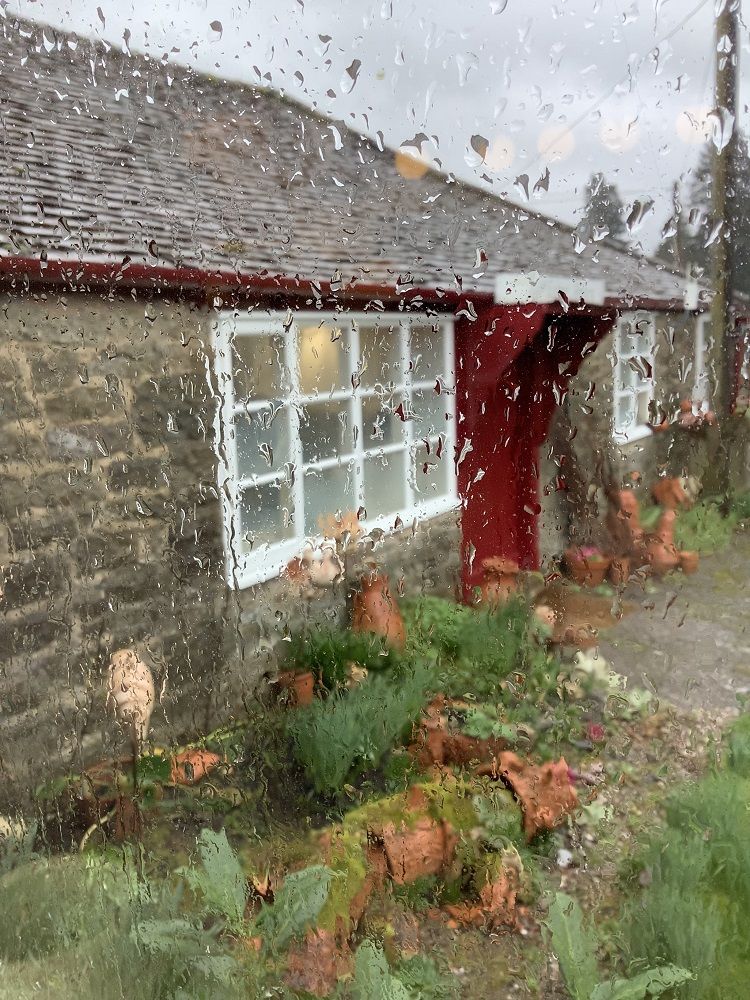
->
[623,773,750,999]
[723,712,750,777]
[0,838,247,1000]
[401,596,474,661]
[673,499,736,554]
[732,489,750,521]
[444,598,551,701]
[283,627,400,691]
[287,663,434,794]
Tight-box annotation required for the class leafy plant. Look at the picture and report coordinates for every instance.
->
[351,940,411,999]
[721,711,750,776]
[288,663,434,794]
[283,627,400,691]
[545,892,692,1000]
[255,864,335,952]
[673,499,736,554]
[0,840,246,1000]
[462,706,517,743]
[179,827,248,932]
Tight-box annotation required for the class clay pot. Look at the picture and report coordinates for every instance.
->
[479,557,520,608]
[606,489,645,558]
[277,670,315,707]
[352,572,406,649]
[646,510,680,575]
[652,477,689,511]
[563,547,611,587]
[679,550,699,575]
[608,556,630,586]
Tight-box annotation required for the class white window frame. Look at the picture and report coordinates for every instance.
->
[693,314,710,411]
[612,312,657,444]
[212,310,458,589]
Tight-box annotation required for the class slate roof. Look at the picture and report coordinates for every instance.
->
[0,16,688,304]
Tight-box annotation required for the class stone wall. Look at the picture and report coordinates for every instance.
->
[0,288,460,796]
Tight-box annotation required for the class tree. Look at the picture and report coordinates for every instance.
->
[579,173,627,242]
[657,133,750,297]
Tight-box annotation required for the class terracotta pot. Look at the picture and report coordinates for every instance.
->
[606,490,645,558]
[608,556,630,586]
[479,557,520,608]
[646,510,679,575]
[352,572,406,649]
[563,548,611,587]
[652,477,689,510]
[277,670,315,707]
[679,550,699,575]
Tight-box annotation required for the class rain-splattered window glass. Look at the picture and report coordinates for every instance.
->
[612,313,656,443]
[214,312,456,585]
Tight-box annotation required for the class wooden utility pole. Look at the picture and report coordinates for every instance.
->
[710,0,741,500]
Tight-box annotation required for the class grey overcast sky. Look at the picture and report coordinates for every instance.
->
[6,0,749,251]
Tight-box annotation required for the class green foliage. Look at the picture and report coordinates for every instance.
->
[673,500,736,554]
[395,954,459,999]
[546,892,692,1000]
[545,893,600,1000]
[288,663,434,794]
[179,827,248,932]
[443,599,550,702]
[255,864,335,952]
[462,706,517,744]
[283,627,400,691]
[0,840,246,1000]
[722,712,750,776]
[623,771,750,999]
[350,941,411,999]
[732,489,750,522]
[401,596,474,661]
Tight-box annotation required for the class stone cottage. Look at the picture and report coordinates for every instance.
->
[0,16,714,788]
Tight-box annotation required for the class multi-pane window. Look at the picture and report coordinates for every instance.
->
[213,311,457,587]
[612,312,656,443]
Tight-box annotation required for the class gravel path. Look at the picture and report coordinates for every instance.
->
[598,528,750,716]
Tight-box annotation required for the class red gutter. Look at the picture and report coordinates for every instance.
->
[0,256,690,314]
[0,255,475,310]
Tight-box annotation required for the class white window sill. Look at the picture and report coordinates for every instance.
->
[613,425,653,445]
[225,495,460,590]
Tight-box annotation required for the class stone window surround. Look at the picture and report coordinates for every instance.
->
[612,311,657,445]
[212,310,458,589]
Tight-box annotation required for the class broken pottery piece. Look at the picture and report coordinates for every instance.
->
[170,748,222,786]
[285,929,353,998]
[477,751,578,841]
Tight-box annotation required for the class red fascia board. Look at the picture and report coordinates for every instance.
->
[0,256,686,315]
[0,255,473,310]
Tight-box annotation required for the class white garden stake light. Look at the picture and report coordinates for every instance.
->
[106,648,156,754]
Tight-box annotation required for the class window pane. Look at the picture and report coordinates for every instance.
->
[635,390,651,427]
[233,334,287,401]
[238,480,293,550]
[363,450,407,520]
[299,400,353,462]
[615,395,633,431]
[359,322,403,388]
[303,463,356,534]
[411,442,449,499]
[409,324,445,383]
[362,394,403,447]
[412,387,449,437]
[234,405,290,477]
[298,323,349,395]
